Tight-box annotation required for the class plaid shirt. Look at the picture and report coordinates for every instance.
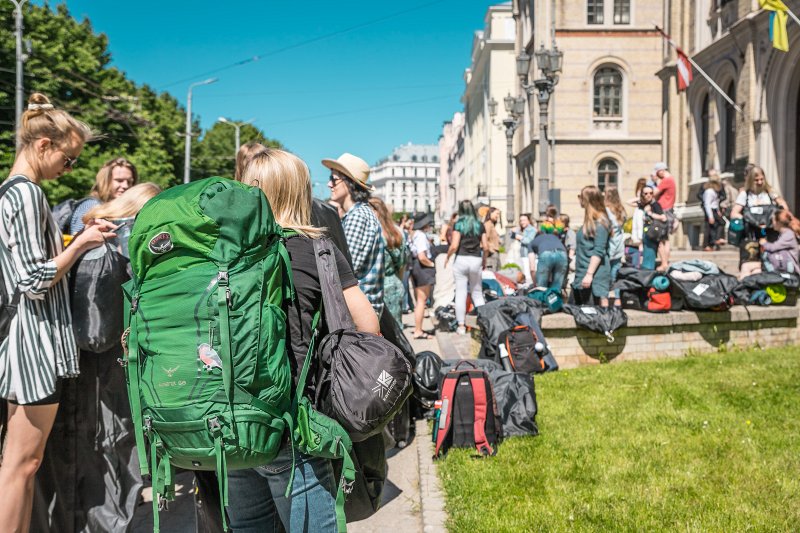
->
[342,202,384,314]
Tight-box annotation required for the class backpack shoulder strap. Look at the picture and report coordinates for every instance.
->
[434,371,460,457]
[469,373,495,456]
[312,237,356,332]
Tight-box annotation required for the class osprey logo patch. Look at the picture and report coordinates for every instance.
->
[149,232,173,254]
[162,366,179,378]
[371,370,396,401]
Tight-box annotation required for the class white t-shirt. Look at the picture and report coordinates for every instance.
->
[735,190,776,207]
[410,230,431,258]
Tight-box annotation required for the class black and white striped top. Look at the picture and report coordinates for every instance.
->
[0,175,78,404]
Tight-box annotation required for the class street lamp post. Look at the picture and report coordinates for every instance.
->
[9,0,29,148]
[183,77,218,184]
[489,93,526,224]
[218,117,255,158]
[517,42,563,217]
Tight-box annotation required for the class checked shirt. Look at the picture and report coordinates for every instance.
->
[342,202,385,314]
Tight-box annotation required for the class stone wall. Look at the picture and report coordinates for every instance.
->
[465,306,798,368]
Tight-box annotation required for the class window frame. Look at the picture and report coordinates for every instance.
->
[587,0,605,24]
[597,158,620,193]
[593,66,624,118]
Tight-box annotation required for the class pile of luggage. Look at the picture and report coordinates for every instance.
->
[612,259,799,312]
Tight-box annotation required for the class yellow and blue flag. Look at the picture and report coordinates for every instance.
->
[760,0,790,51]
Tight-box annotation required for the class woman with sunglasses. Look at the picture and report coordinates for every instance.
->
[639,185,667,270]
[67,157,138,234]
[0,93,116,532]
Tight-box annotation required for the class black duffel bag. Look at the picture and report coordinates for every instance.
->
[668,272,739,311]
[69,241,130,353]
[313,238,413,442]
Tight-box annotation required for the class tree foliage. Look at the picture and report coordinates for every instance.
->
[0,2,280,204]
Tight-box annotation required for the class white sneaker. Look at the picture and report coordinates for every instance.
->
[456,326,467,335]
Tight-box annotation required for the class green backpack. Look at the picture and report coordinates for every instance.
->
[122,178,354,532]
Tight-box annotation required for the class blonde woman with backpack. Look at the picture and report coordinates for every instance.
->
[232,149,378,532]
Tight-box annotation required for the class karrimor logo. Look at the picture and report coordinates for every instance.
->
[372,370,395,401]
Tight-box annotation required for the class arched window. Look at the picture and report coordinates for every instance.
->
[593,67,622,117]
[411,155,418,162]
[724,81,736,169]
[700,93,710,172]
[597,158,618,192]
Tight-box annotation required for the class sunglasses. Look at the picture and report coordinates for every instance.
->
[60,151,79,169]
[328,174,343,185]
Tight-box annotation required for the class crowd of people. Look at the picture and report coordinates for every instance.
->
[2,92,800,533]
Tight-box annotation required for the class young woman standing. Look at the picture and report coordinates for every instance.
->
[446,200,487,335]
[572,186,612,307]
[0,93,115,532]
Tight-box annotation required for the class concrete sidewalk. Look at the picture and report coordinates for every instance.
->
[133,310,460,532]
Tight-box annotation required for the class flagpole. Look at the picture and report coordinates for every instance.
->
[654,24,743,114]
[787,9,800,28]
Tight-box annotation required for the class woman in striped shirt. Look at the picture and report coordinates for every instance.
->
[0,93,116,531]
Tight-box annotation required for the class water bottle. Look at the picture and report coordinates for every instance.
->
[498,343,513,372]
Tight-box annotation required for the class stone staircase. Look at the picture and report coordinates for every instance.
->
[670,246,739,274]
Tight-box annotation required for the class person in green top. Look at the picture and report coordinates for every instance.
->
[369,197,408,326]
[572,185,612,307]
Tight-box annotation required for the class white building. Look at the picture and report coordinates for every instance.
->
[371,143,440,214]
[439,112,465,221]
[461,2,516,220]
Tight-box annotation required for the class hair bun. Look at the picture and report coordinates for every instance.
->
[28,92,51,106]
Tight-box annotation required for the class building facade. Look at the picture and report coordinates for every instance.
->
[371,143,440,214]
[512,0,664,225]
[439,112,465,221]
[461,2,517,221]
[658,0,800,246]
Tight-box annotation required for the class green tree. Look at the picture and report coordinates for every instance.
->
[194,122,282,180]
[0,3,281,203]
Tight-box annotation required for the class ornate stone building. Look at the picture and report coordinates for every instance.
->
[370,143,440,214]
[512,0,665,224]
[659,0,800,245]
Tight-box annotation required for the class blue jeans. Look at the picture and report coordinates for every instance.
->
[609,257,622,298]
[642,236,659,270]
[535,250,568,292]
[227,446,338,533]
[625,245,641,269]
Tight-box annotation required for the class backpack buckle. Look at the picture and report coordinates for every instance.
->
[158,494,169,511]
[217,272,229,286]
[207,417,222,436]
[143,417,152,435]
[117,358,128,368]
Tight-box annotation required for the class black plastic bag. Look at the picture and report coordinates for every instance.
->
[563,304,628,342]
[69,241,130,353]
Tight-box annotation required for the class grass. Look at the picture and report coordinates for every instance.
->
[437,346,800,532]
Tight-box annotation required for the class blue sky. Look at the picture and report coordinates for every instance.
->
[53,0,498,198]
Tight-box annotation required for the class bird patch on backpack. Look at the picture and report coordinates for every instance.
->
[198,343,222,371]
[372,370,395,401]
[149,232,173,254]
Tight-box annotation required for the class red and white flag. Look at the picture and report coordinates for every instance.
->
[656,26,693,91]
[676,51,692,91]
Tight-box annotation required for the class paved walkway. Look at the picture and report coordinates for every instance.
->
[133,310,462,532]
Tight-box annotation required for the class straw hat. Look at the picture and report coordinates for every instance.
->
[321,153,373,191]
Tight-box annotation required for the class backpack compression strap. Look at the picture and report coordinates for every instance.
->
[434,372,460,457]
[125,293,150,477]
[469,375,495,456]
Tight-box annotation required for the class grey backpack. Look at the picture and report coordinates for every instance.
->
[312,238,413,442]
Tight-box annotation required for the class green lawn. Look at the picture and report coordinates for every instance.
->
[437,346,800,532]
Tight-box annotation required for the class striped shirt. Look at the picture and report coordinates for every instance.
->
[0,176,78,404]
